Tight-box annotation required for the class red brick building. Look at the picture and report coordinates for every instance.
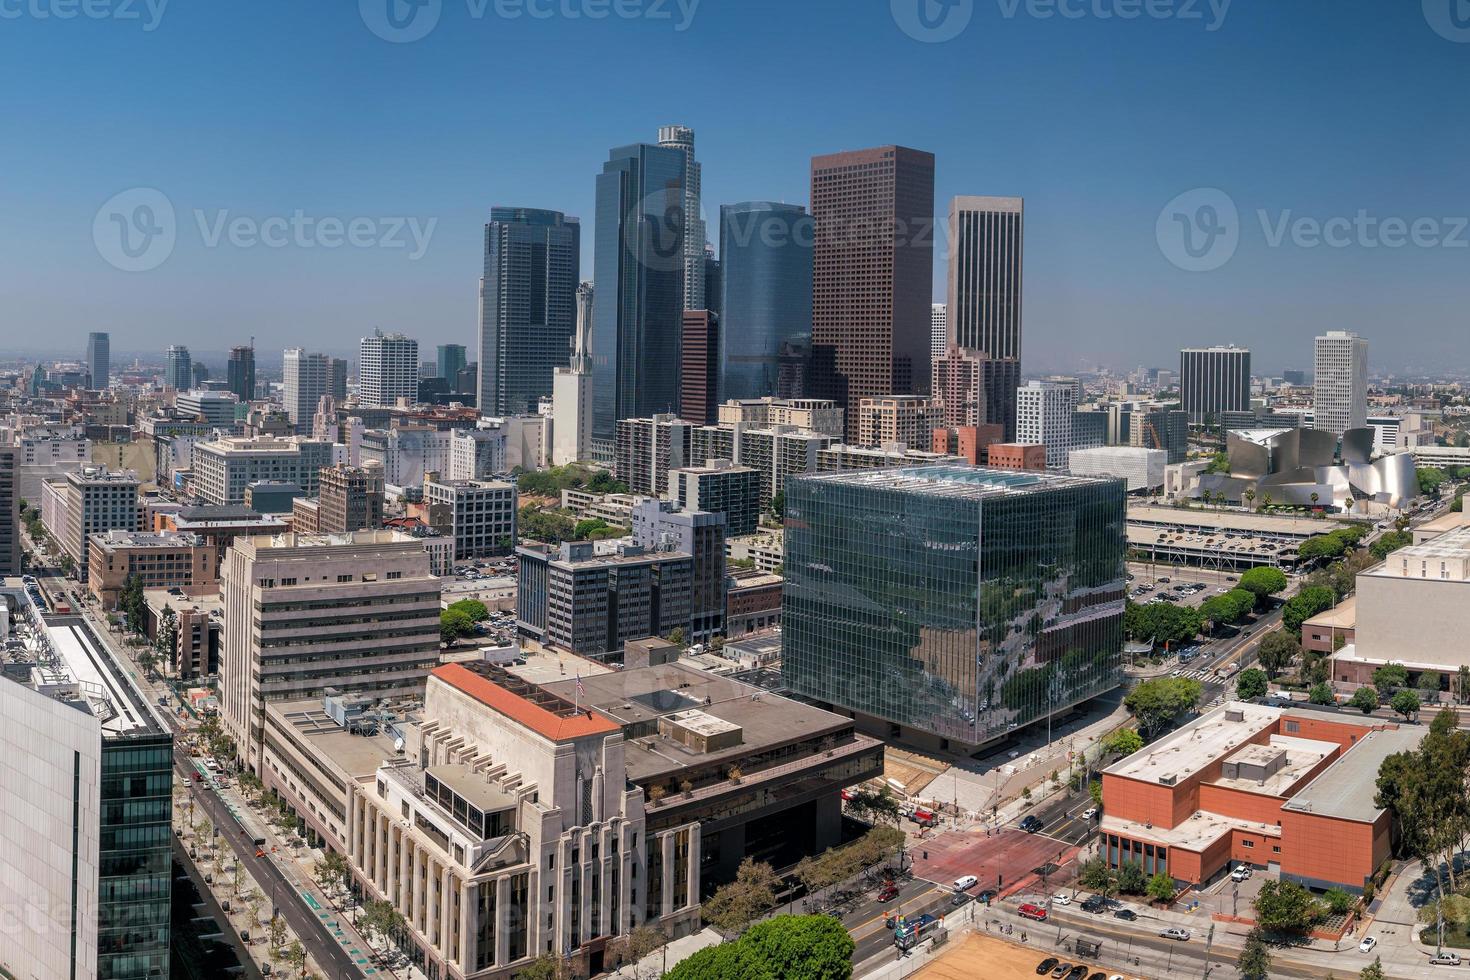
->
[1101,702,1421,893]
[986,443,1047,471]
[932,425,1004,465]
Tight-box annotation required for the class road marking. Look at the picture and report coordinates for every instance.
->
[849,885,944,942]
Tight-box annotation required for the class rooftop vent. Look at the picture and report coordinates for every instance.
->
[1225,709,1245,723]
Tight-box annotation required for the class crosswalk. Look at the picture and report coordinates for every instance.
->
[1173,668,1214,680]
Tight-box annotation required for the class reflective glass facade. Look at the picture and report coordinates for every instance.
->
[98,734,173,979]
[783,466,1126,746]
[717,202,813,403]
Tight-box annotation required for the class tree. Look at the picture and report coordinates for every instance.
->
[1088,779,1104,810]
[666,626,687,649]
[844,787,901,827]
[768,491,785,522]
[1283,586,1337,633]
[1459,664,1470,705]
[1370,530,1414,561]
[1298,533,1349,563]
[1348,686,1379,714]
[701,858,779,936]
[267,916,289,956]
[517,954,569,980]
[1117,860,1147,895]
[1239,929,1272,980]
[666,915,854,980]
[1252,879,1323,934]
[1360,956,1387,980]
[1123,601,1202,648]
[155,605,180,671]
[1200,590,1253,630]
[1418,670,1444,698]
[1238,567,1288,605]
[1236,668,1269,701]
[439,608,476,645]
[1390,689,1421,721]
[137,648,159,681]
[285,940,307,977]
[1077,857,1119,900]
[1309,683,1336,705]
[1323,887,1355,916]
[1419,467,1448,497]
[1146,870,1175,903]
[314,851,349,906]
[1124,677,1203,739]
[610,925,667,978]
[1104,728,1144,758]
[360,900,406,963]
[447,598,489,622]
[1256,631,1299,680]
[1373,663,1410,697]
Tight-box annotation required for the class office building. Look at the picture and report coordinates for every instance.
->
[783,466,1126,751]
[691,424,835,509]
[516,540,694,657]
[87,529,217,607]
[330,357,349,400]
[815,443,964,472]
[478,208,581,417]
[717,201,813,401]
[592,141,687,458]
[1180,346,1252,426]
[1102,701,1422,893]
[1128,407,1191,464]
[39,466,141,578]
[423,477,517,559]
[930,303,947,362]
[1314,331,1369,438]
[1072,409,1108,453]
[227,344,256,401]
[1068,446,1167,492]
[658,125,707,311]
[931,425,1003,465]
[192,436,334,505]
[318,461,386,533]
[245,481,305,516]
[810,145,935,437]
[0,601,171,980]
[158,504,288,574]
[930,345,1022,439]
[359,330,420,408]
[715,397,844,437]
[448,427,508,481]
[680,311,720,425]
[1016,380,1080,469]
[946,196,1024,434]
[552,282,595,466]
[86,331,110,389]
[0,448,17,575]
[615,415,693,496]
[164,344,192,390]
[176,389,240,426]
[631,498,727,641]
[221,530,441,772]
[436,343,467,382]
[668,460,762,536]
[283,348,331,432]
[986,443,1048,471]
[855,395,943,450]
[4,422,92,501]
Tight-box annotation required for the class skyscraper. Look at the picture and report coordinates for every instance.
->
[552,283,595,466]
[1017,380,1080,469]
[227,344,256,401]
[86,331,110,389]
[946,196,1024,435]
[329,356,348,400]
[658,124,706,312]
[592,141,687,459]
[1314,331,1369,437]
[717,201,813,402]
[283,348,330,431]
[810,145,935,438]
[165,344,192,390]
[930,304,947,362]
[359,329,419,408]
[1180,346,1252,426]
[436,343,467,381]
[478,207,581,417]
[680,310,720,425]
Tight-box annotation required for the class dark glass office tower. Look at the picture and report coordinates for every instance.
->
[591,143,687,459]
[479,207,581,417]
[717,202,813,403]
[98,733,174,979]
[437,343,467,382]
[783,466,1126,749]
[227,345,256,401]
[87,331,111,389]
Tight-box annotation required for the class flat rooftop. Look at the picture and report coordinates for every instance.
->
[44,621,165,737]
[1374,525,1470,562]
[1100,810,1281,853]
[1128,504,1338,540]
[795,464,1114,500]
[266,697,412,779]
[1303,594,1357,630]
[91,530,202,550]
[1127,525,1295,559]
[1280,726,1427,823]
[1106,701,1281,786]
[1212,735,1338,797]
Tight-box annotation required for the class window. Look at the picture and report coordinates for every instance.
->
[338,574,353,583]
[387,571,403,580]
[1284,720,1300,734]
[1242,839,1254,848]
[1272,846,1281,854]
[281,578,297,586]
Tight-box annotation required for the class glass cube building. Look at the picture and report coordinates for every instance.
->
[782,466,1126,748]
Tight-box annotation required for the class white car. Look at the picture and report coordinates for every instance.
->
[953,874,978,892]
[1053,893,1071,906]
[1230,866,1252,882]
[1359,937,1377,954]
[1081,807,1098,820]
[1160,927,1191,941]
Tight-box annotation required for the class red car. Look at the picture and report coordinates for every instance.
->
[1019,903,1049,922]
[877,885,899,903]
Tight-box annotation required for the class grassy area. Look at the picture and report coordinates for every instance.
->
[1421,925,1470,949]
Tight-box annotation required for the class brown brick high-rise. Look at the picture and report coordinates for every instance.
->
[810,145,935,439]
[680,310,720,425]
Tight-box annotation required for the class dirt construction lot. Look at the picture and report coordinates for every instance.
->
[915,933,1150,980]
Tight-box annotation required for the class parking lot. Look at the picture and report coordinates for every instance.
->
[1126,564,1245,611]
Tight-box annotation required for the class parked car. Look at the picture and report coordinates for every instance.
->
[1036,959,1059,976]
[1430,951,1462,966]
[1088,973,1108,980]
[1160,927,1191,941]
[1064,966,1088,980]
[1359,937,1377,954]
[1113,907,1137,921]
[1053,893,1071,906]
[1050,963,1073,979]
[1081,895,1107,913]
[1230,865,1252,882]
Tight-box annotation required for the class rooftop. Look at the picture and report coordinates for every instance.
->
[1281,726,1426,823]
[1128,503,1340,540]
[431,662,620,743]
[1106,701,1281,785]
[796,464,1114,500]
[1302,594,1357,630]
[1375,525,1470,562]
[1099,810,1280,853]
[91,530,203,550]
[265,697,412,779]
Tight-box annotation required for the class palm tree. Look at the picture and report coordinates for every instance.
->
[1310,491,1320,512]
[1261,492,1273,512]
[1243,488,1256,512]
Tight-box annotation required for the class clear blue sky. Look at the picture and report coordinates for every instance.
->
[2,0,1467,376]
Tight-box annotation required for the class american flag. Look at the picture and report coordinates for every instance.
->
[576,675,585,699]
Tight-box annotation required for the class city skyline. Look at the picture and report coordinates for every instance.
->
[3,3,1465,375]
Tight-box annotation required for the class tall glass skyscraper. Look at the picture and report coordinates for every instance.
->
[783,466,1126,748]
[87,331,110,389]
[436,343,467,382]
[657,125,706,312]
[164,344,192,391]
[591,142,686,459]
[717,202,813,403]
[227,344,255,401]
[479,207,581,417]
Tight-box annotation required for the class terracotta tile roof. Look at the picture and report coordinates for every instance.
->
[430,663,619,742]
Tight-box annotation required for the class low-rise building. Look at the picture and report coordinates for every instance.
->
[726,531,783,574]
[319,461,386,533]
[726,568,782,636]
[987,442,1047,471]
[144,588,223,680]
[1069,446,1168,492]
[1302,596,1355,656]
[158,504,289,576]
[814,443,964,472]
[87,529,217,607]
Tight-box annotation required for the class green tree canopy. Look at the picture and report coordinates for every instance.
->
[448,598,489,622]
[1146,870,1175,903]
[700,858,780,937]
[1124,677,1203,739]
[1389,689,1421,721]
[1239,929,1272,980]
[1252,879,1323,935]
[440,608,476,645]
[1238,567,1288,603]
[1200,590,1255,629]
[1104,728,1144,757]
[1308,683,1336,705]
[1123,601,1202,648]
[1370,530,1414,561]
[1419,467,1448,497]
[1348,686,1379,714]
[1257,630,1301,680]
[1372,663,1410,696]
[1283,586,1337,633]
[666,915,854,980]
[1236,668,1269,700]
